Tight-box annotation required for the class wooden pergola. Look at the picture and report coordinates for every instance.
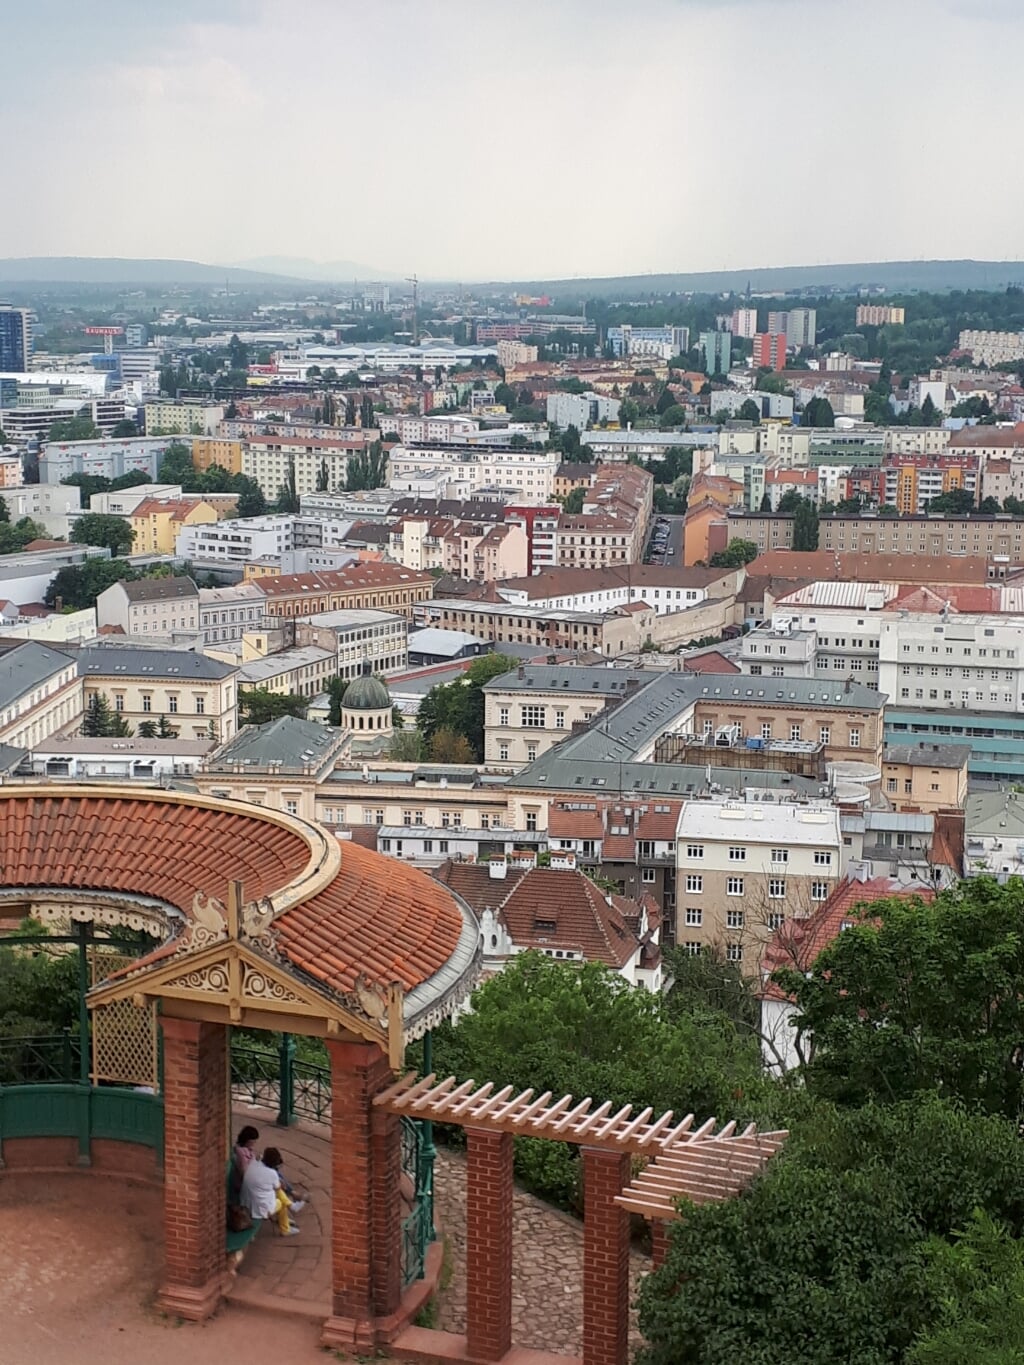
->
[376,1073,787,1364]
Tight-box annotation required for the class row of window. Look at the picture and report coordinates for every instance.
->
[111,693,206,714]
[683,874,831,899]
[684,846,831,865]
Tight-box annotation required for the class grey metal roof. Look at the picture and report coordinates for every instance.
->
[0,641,74,711]
[482,666,658,695]
[205,715,341,772]
[510,756,824,799]
[78,646,236,680]
[119,576,198,603]
[408,628,486,656]
[883,744,972,769]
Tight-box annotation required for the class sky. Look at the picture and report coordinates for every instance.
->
[3,0,1024,281]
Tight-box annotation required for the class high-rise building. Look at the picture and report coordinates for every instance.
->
[855,304,905,327]
[787,308,817,349]
[699,331,732,376]
[0,304,32,372]
[752,333,787,371]
[730,307,758,339]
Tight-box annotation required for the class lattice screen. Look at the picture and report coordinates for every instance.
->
[89,949,159,1089]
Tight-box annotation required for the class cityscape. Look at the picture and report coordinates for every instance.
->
[3,3,1024,1365]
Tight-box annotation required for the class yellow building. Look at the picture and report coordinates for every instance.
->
[129,498,220,555]
[881,744,970,813]
[191,438,243,475]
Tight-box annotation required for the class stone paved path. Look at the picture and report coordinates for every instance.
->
[227,1106,653,1355]
[433,1144,651,1357]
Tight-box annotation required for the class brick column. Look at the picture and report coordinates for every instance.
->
[650,1219,670,1269]
[582,1148,631,1365]
[465,1127,513,1362]
[156,1016,228,1321]
[321,1039,401,1351]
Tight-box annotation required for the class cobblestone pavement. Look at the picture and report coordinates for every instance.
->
[433,1145,652,1356]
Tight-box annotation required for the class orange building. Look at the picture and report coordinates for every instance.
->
[191,437,243,475]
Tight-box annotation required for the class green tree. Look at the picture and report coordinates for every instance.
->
[110,419,138,438]
[316,458,330,493]
[158,441,196,485]
[48,413,100,441]
[344,395,357,426]
[737,398,762,423]
[0,512,47,554]
[136,720,158,738]
[561,487,587,514]
[44,558,141,610]
[638,1097,1024,1365]
[802,396,835,428]
[775,879,1024,1117]
[709,538,758,568]
[417,653,516,760]
[755,371,787,395]
[388,729,423,761]
[910,1211,1024,1364]
[428,727,476,764]
[157,714,178,739]
[81,693,131,738]
[618,397,641,427]
[238,688,307,726]
[658,404,687,429]
[327,677,349,726]
[792,497,820,551]
[61,473,112,508]
[70,514,135,556]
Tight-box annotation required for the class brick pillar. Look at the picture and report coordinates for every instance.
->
[465,1127,513,1363]
[582,1148,631,1365]
[650,1219,670,1269]
[321,1039,401,1351]
[156,1016,228,1321]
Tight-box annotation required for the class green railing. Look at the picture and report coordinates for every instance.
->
[0,1082,164,1160]
[0,1032,84,1086]
[230,1036,435,1287]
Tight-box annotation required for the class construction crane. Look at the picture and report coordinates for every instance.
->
[406,274,419,344]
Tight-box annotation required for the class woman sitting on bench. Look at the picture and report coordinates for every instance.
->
[240,1145,306,1236]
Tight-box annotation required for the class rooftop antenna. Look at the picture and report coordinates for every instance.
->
[406,274,419,343]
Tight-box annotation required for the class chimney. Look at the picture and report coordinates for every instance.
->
[549,850,577,872]
[488,854,508,880]
[517,664,525,680]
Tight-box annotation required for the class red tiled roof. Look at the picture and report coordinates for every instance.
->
[548,804,604,839]
[497,868,640,968]
[433,860,527,910]
[0,792,467,1000]
[759,876,935,1001]
[683,651,740,674]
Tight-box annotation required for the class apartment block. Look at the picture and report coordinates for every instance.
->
[294,609,408,680]
[95,576,199,637]
[143,400,224,435]
[675,800,842,964]
[0,640,81,748]
[191,437,243,474]
[255,563,434,620]
[79,647,237,740]
[855,304,906,327]
[958,330,1024,367]
[752,333,787,371]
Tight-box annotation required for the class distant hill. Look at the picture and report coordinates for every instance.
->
[230,256,398,282]
[0,257,300,285]
[474,259,1024,299]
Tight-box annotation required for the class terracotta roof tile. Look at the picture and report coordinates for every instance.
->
[496,867,641,968]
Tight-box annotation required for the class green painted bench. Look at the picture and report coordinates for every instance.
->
[226,1159,260,1254]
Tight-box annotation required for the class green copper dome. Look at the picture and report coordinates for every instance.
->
[344,673,391,710]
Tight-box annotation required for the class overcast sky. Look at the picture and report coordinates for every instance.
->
[3,0,1023,281]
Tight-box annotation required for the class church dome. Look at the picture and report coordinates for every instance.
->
[344,673,391,711]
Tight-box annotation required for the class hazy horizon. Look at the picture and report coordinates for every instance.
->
[5,1,1024,280]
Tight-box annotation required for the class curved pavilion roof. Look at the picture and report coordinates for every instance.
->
[0,787,480,1049]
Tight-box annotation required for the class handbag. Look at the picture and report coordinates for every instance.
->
[228,1203,253,1232]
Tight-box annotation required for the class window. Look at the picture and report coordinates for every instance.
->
[114,694,124,712]
[195,695,205,714]
[789,723,802,741]
[685,843,704,859]
[768,878,786,899]
[642,868,656,883]
[818,725,830,745]
[761,722,773,741]
[887,777,897,793]
[168,695,179,714]
[525,810,538,832]
[520,705,546,728]
[726,944,743,964]
[684,942,703,956]
[728,845,746,861]
[811,880,830,901]
[726,876,744,896]
[142,694,152,713]
[767,911,785,931]
[685,874,703,893]
[499,706,509,725]
[498,743,509,761]
[284,799,298,816]
[771,848,788,863]
[526,743,537,761]
[554,709,565,729]
[439,839,448,853]
[726,908,744,930]
[481,813,490,829]
[813,850,832,866]
[685,906,702,926]
[849,728,861,748]
[423,840,433,853]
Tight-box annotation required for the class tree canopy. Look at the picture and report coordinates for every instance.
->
[709,538,758,568]
[417,653,516,761]
[70,513,135,556]
[238,688,307,726]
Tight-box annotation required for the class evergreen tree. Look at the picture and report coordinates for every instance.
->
[81,693,131,737]
[344,396,357,426]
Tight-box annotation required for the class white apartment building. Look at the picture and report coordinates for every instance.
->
[730,309,758,339]
[496,340,539,370]
[240,437,373,501]
[295,609,408,680]
[545,391,620,430]
[675,800,843,965]
[388,445,559,505]
[198,583,267,644]
[95,576,199,637]
[495,576,710,618]
[958,330,1024,367]
[176,513,351,565]
[883,427,952,456]
[376,414,479,444]
[879,613,1024,716]
[143,400,224,435]
[0,641,82,749]
[38,436,183,484]
[0,482,81,537]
